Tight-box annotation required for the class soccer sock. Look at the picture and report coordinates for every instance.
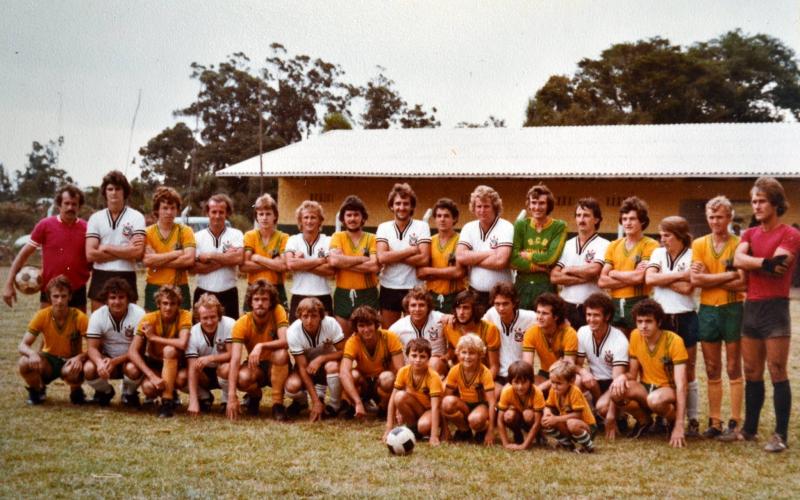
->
[572,431,594,451]
[315,384,327,402]
[729,377,743,424]
[218,377,229,403]
[162,357,178,400]
[743,380,765,436]
[707,378,723,425]
[773,380,791,443]
[122,375,140,396]
[270,364,289,405]
[544,428,572,448]
[687,380,699,421]
[327,373,342,410]
[197,386,212,401]
[87,377,113,394]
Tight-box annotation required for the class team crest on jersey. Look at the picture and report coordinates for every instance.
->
[677,262,687,272]
[222,241,232,253]
[216,339,227,353]
[317,248,327,258]
[513,327,525,342]
[489,235,500,249]
[122,222,134,240]
[603,350,613,366]
[585,249,596,263]
[124,325,135,339]
[426,327,439,340]
[409,233,419,245]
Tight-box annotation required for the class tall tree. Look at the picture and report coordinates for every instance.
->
[0,163,13,202]
[15,137,73,203]
[526,30,800,126]
[361,69,406,129]
[138,122,199,188]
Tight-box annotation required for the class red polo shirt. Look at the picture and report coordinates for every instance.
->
[29,215,91,291]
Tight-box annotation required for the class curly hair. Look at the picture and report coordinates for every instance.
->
[526,184,555,215]
[619,196,650,230]
[152,186,182,212]
[100,170,131,201]
[244,280,279,311]
[469,185,503,216]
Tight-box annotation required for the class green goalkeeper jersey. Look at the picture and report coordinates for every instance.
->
[511,217,568,284]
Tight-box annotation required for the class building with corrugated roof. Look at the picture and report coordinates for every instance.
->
[217,123,800,236]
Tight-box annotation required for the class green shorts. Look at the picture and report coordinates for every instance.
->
[144,283,191,312]
[612,296,646,331]
[514,278,555,310]
[333,287,379,319]
[428,290,462,314]
[698,303,743,343]
[41,352,67,384]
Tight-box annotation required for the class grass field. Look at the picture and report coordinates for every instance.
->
[1,266,798,498]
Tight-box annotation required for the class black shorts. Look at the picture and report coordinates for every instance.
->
[289,294,333,322]
[88,269,138,302]
[742,298,791,340]
[565,302,587,330]
[379,286,409,312]
[662,311,699,349]
[202,366,221,389]
[194,286,239,319]
[598,379,612,393]
[41,285,87,309]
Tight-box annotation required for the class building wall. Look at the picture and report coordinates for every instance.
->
[277,177,800,235]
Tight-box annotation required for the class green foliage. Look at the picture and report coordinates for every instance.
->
[138,122,198,188]
[361,68,441,129]
[526,30,800,126]
[456,116,507,128]
[322,112,353,132]
[14,137,73,203]
[0,163,13,202]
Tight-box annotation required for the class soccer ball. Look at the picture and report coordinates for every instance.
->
[386,426,416,456]
[15,266,42,295]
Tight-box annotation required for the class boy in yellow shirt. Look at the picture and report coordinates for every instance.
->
[384,338,443,445]
[443,334,496,445]
[497,360,545,450]
[542,359,596,453]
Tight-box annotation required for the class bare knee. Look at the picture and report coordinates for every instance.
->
[271,349,289,366]
[502,409,517,425]
[124,362,141,379]
[162,346,178,359]
[285,373,302,394]
[442,395,460,413]
[378,371,395,392]
[324,360,339,375]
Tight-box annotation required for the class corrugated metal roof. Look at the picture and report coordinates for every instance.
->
[216,123,800,178]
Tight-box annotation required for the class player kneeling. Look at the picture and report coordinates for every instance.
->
[610,299,688,448]
[285,297,346,421]
[340,306,404,418]
[542,359,597,453]
[384,338,444,445]
[127,285,192,417]
[84,278,145,406]
[18,275,88,405]
[185,293,234,415]
[497,360,544,450]
[442,334,496,445]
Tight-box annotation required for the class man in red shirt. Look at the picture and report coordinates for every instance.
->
[734,177,800,452]
[3,185,91,311]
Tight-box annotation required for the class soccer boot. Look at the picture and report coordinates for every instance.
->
[702,418,723,439]
[91,387,116,407]
[69,387,87,405]
[764,433,787,453]
[122,391,141,409]
[199,395,214,413]
[286,398,309,417]
[243,394,262,416]
[26,386,45,405]
[685,418,701,438]
[716,419,741,442]
[271,403,288,421]
[158,398,176,418]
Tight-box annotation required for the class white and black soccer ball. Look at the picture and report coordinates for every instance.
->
[15,266,42,295]
[386,426,416,456]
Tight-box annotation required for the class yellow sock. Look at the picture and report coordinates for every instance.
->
[729,377,744,424]
[707,378,722,426]
[162,358,178,400]
[270,363,289,405]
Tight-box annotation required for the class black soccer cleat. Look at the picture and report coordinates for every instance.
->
[626,420,650,439]
[199,396,214,413]
[702,418,723,439]
[91,387,116,407]
[272,403,288,421]
[121,392,141,409]
[339,400,355,419]
[512,428,525,445]
[686,418,701,438]
[69,388,87,405]
[158,398,176,418]
[243,394,262,416]
[323,404,339,419]
[453,430,473,442]
[26,386,45,405]
[286,398,308,417]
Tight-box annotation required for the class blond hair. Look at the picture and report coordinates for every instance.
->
[456,333,486,356]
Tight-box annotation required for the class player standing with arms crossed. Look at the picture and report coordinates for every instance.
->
[417,198,466,313]
[734,177,799,452]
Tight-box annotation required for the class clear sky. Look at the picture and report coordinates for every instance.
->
[2,0,798,187]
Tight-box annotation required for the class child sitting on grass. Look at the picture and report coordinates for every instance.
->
[384,338,443,445]
[497,360,544,450]
[442,334,496,445]
[542,359,597,453]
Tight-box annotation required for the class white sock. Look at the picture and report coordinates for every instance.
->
[687,380,699,420]
[87,377,113,394]
[218,377,229,403]
[122,375,140,396]
[326,374,341,410]
[315,384,327,403]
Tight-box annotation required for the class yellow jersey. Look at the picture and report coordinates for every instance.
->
[27,307,87,358]
[603,236,659,298]
[343,329,403,378]
[393,365,443,409]
[691,234,745,306]
[329,231,378,290]
[497,384,545,413]
[522,324,578,372]
[135,309,193,360]
[243,229,288,285]
[427,233,466,295]
[445,363,495,404]
[145,223,196,285]
[629,329,688,388]
[231,306,289,352]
